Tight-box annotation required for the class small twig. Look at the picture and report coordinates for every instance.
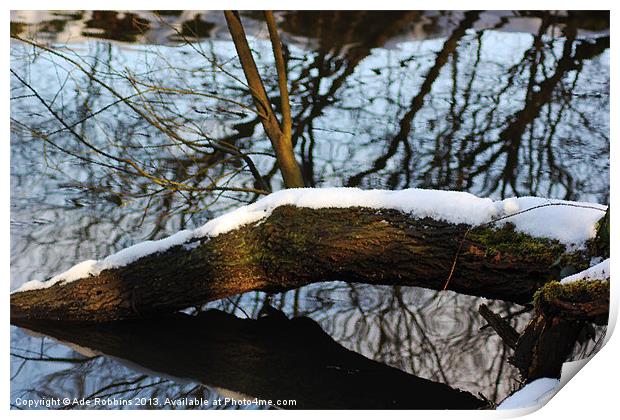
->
[480,306,532,330]
[226,296,251,319]
[442,226,471,290]
[10,353,98,363]
[479,202,606,228]
[478,304,520,350]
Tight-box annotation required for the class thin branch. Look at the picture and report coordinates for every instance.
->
[223,10,304,188]
[478,304,520,350]
[264,11,292,139]
[223,11,281,137]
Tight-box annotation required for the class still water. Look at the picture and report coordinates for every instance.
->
[10,11,609,409]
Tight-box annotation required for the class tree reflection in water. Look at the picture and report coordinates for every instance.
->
[10,10,609,408]
[13,309,488,409]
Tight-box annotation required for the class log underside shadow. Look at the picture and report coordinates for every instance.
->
[12,309,486,410]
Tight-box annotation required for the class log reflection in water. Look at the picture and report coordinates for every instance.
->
[13,308,485,409]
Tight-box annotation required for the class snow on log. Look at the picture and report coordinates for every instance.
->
[10,188,608,322]
[560,258,610,285]
[496,377,560,410]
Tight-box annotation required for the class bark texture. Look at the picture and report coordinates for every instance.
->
[224,10,304,188]
[511,280,609,381]
[11,205,587,322]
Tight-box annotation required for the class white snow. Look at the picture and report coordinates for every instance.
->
[14,230,194,292]
[497,357,593,410]
[13,188,607,293]
[492,196,606,246]
[194,188,502,237]
[96,229,195,271]
[496,378,560,410]
[194,189,606,244]
[561,258,610,284]
[15,260,98,292]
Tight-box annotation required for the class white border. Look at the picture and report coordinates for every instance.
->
[3,2,617,419]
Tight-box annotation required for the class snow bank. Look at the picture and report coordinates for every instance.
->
[13,188,607,292]
[561,258,610,284]
[497,357,593,410]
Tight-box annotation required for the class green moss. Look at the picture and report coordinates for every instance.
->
[534,279,610,308]
[591,208,610,259]
[465,223,593,276]
[467,223,566,259]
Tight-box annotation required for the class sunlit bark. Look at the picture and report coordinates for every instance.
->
[10,205,597,322]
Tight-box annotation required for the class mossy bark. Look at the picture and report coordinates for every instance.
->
[533,280,609,323]
[11,205,590,322]
[511,280,609,382]
[592,207,610,258]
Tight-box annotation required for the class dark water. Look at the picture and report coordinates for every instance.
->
[10,10,609,409]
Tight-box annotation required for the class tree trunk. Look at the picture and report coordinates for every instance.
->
[224,10,305,188]
[11,205,589,322]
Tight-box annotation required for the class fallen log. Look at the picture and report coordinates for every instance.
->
[10,189,606,322]
[12,308,486,409]
[11,188,606,321]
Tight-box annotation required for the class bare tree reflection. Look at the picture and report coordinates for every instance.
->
[345,11,609,200]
